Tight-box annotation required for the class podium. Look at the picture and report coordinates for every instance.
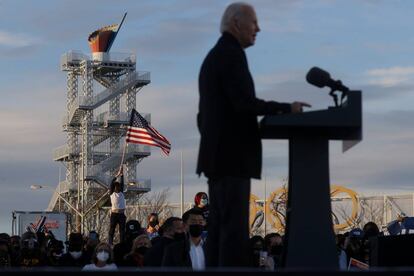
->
[260,91,362,269]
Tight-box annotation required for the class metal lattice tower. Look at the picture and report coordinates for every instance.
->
[48,51,152,237]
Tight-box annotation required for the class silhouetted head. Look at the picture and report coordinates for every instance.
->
[126,220,143,241]
[113,181,121,193]
[220,2,260,48]
[160,217,183,240]
[147,213,159,229]
[182,208,205,238]
[194,192,209,208]
[92,242,113,265]
[363,222,380,239]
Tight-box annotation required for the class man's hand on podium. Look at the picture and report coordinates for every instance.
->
[291,101,312,113]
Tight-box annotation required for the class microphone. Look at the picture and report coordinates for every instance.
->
[306,67,349,92]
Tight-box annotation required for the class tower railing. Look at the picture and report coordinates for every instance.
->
[61,51,136,70]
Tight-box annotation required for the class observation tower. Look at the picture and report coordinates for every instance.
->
[47,14,152,237]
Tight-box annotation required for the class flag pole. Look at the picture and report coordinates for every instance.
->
[119,142,128,173]
[107,12,127,52]
[264,172,267,236]
[180,150,184,216]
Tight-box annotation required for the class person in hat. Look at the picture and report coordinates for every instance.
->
[17,231,46,269]
[108,167,126,245]
[45,238,64,266]
[113,219,143,266]
[59,232,88,267]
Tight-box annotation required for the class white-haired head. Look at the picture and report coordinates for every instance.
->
[220,2,253,33]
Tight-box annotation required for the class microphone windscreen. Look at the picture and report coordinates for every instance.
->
[306,67,331,88]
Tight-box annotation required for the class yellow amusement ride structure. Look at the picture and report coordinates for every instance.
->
[249,185,359,233]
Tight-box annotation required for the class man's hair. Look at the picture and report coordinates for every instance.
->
[112,179,121,191]
[160,217,181,235]
[264,232,281,248]
[220,2,253,33]
[147,213,158,221]
[182,208,204,223]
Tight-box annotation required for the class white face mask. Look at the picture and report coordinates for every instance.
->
[69,251,82,259]
[96,251,110,263]
[200,199,208,207]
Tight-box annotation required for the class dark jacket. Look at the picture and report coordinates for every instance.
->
[143,237,175,267]
[59,252,89,267]
[162,238,206,268]
[197,32,291,180]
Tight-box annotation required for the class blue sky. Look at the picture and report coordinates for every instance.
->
[1,0,414,233]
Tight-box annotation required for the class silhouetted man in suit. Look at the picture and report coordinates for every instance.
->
[162,208,206,270]
[197,2,310,267]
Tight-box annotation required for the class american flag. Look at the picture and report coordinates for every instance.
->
[126,109,171,156]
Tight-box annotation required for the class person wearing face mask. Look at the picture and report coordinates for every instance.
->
[82,242,118,271]
[144,217,184,267]
[17,231,46,269]
[194,192,209,222]
[60,232,88,268]
[162,208,206,270]
[194,192,210,242]
[146,213,160,240]
[46,239,64,266]
[123,234,152,267]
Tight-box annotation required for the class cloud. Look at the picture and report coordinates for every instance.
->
[0,160,60,233]
[249,70,414,195]
[0,73,66,161]
[330,110,414,191]
[0,30,39,47]
[365,66,414,87]
[124,14,217,62]
[0,30,41,58]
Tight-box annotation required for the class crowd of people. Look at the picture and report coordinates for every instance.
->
[0,184,395,271]
[0,192,209,271]
[0,206,390,271]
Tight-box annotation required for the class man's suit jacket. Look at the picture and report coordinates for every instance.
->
[143,237,175,267]
[161,238,206,268]
[197,32,292,179]
[161,239,192,268]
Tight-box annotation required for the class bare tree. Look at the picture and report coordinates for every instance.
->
[358,197,385,228]
[333,195,385,232]
[130,188,175,227]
